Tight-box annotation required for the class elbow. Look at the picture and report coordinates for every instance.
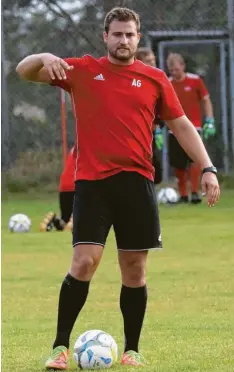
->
[15,63,20,75]
[16,62,25,78]
[16,62,31,80]
[166,115,188,133]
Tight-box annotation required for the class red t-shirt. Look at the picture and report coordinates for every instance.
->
[52,55,184,181]
[169,73,209,129]
[59,147,76,192]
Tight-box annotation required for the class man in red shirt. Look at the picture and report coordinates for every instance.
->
[16,7,219,369]
[136,47,164,185]
[167,53,216,204]
[55,146,75,230]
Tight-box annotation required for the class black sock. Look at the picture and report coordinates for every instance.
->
[120,284,147,353]
[53,273,90,349]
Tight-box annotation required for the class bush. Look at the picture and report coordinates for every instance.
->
[2,150,234,194]
[2,149,63,193]
[218,171,234,189]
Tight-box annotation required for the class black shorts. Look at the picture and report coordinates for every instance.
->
[72,171,162,251]
[168,133,193,169]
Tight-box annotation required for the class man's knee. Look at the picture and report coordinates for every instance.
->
[71,255,95,278]
[70,245,103,280]
[119,254,147,287]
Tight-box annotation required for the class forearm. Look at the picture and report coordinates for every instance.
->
[167,116,213,168]
[16,53,46,80]
[202,98,213,118]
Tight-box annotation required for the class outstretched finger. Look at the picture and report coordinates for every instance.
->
[47,65,55,80]
[60,59,74,71]
[208,185,218,207]
[52,64,63,80]
[57,64,67,80]
[217,186,221,202]
[211,186,220,206]
[207,185,214,207]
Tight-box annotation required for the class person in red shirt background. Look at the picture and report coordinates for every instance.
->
[56,146,75,229]
[16,7,220,369]
[40,146,75,232]
[136,47,164,185]
[167,53,216,204]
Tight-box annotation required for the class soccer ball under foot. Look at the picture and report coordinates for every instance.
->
[73,330,118,370]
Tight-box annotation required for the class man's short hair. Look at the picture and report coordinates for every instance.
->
[167,53,185,68]
[104,7,140,33]
[136,47,154,61]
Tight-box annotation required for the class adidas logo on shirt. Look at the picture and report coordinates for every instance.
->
[94,74,105,81]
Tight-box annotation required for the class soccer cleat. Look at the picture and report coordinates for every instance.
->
[40,212,56,232]
[45,346,69,370]
[178,196,189,204]
[190,192,202,204]
[53,217,66,231]
[120,350,147,366]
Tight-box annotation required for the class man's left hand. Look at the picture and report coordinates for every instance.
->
[201,172,220,207]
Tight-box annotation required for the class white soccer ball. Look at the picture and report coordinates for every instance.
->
[157,187,179,204]
[8,213,31,233]
[73,330,118,370]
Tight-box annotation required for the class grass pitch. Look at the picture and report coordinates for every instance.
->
[2,191,234,371]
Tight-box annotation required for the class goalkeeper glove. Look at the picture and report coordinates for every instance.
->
[203,117,216,140]
[154,127,164,151]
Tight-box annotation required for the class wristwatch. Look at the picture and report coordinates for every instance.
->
[202,166,217,175]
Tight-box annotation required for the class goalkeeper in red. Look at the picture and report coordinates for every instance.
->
[167,53,216,204]
[16,7,220,370]
[136,47,164,185]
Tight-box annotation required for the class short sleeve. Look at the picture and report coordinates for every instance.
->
[50,56,88,93]
[157,72,184,120]
[197,77,209,100]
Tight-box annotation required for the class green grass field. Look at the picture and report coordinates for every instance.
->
[2,191,234,372]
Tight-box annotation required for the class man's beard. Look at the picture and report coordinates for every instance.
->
[108,47,136,61]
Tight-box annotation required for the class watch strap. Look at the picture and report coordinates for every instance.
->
[202,166,217,175]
